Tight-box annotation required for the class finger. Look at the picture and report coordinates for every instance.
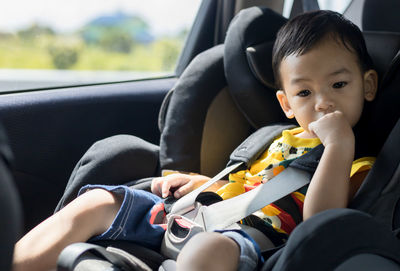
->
[150,178,156,194]
[161,179,172,198]
[174,182,193,198]
[333,110,342,115]
[151,178,162,197]
[308,121,318,137]
[162,176,191,198]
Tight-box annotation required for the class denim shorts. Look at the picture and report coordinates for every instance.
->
[79,185,262,269]
[78,184,166,250]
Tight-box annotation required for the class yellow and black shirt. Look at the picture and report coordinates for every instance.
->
[216,127,375,243]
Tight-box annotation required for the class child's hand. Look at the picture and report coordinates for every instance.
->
[151,173,210,199]
[308,111,355,148]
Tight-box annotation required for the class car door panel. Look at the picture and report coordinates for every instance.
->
[0,78,175,232]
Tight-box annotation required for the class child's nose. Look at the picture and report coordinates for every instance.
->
[315,93,334,112]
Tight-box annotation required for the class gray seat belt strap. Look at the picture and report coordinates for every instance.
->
[170,125,294,215]
[169,162,244,215]
[199,167,311,231]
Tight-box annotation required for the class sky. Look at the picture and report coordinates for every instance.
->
[0,0,352,35]
[0,0,202,35]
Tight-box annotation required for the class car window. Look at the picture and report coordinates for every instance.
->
[317,0,352,13]
[282,0,352,18]
[0,0,201,92]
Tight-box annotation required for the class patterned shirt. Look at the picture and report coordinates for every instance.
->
[216,127,375,240]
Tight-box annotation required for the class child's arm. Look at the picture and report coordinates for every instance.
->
[151,173,228,199]
[303,111,355,220]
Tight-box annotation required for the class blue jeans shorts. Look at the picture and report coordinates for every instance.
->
[78,184,166,250]
[79,184,263,270]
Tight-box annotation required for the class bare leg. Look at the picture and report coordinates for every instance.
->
[176,232,240,271]
[12,189,123,271]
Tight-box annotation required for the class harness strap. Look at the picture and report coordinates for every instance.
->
[169,162,243,215]
[228,124,295,167]
[197,167,311,231]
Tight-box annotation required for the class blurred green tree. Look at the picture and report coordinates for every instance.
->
[48,45,79,69]
[17,24,54,40]
[81,12,153,54]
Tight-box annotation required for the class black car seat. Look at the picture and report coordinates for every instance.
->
[0,124,23,271]
[56,7,289,270]
[362,0,400,33]
[57,4,400,271]
[53,7,287,271]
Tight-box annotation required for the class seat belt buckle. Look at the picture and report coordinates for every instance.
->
[161,206,206,260]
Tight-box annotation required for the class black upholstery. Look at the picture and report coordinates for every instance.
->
[363,32,400,80]
[262,209,400,270]
[351,118,400,221]
[362,0,400,32]
[0,125,22,270]
[159,45,227,173]
[224,7,288,129]
[158,8,290,175]
[354,32,400,158]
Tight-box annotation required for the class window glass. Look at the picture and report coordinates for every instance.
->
[0,0,201,92]
[282,0,352,18]
[317,0,352,13]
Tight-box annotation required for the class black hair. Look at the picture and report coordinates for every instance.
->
[272,10,374,89]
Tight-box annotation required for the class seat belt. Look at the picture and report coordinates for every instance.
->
[161,162,313,260]
[162,125,322,259]
[169,124,296,216]
[198,167,311,231]
[168,144,323,231]
[198,145,323,231]
[169,162,244,215]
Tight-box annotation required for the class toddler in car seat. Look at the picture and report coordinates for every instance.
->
[13,10,378,271]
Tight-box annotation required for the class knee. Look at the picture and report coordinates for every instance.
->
[177,232,240,271]
[64,188,123,236]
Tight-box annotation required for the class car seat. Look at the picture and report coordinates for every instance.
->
[56,5,400,271]
[0,123,23,271]
[55,7,288,270]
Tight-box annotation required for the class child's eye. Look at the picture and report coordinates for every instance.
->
[297,90,311,97]
[333,81,347,88]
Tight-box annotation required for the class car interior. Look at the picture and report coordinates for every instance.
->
[0,0,400,270]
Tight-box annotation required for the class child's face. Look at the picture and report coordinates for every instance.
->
[276,36,377,138]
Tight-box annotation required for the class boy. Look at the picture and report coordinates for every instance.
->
[177,10,378,270]
[13,10,378,271]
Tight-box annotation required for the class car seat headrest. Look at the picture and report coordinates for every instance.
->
[362,0,400,32]
[355,32,400,157]
[246,41,275,89]
[223,7,288,129]
[363,32,400,79]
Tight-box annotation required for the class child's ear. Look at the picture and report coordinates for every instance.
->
[276,90,294,119]
[363,69,378,101]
